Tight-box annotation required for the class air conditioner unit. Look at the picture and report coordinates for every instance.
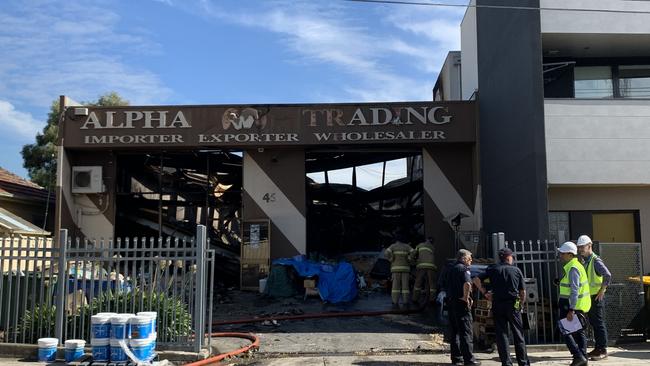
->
[71,166,104,194]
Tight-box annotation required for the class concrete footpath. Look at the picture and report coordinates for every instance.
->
[0,346,648,365]
[232,346,650,365]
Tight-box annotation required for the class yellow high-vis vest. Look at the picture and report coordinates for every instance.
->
[559,257,591,312]
[585,254,604,295]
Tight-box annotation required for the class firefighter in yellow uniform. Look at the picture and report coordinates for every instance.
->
[384,233,413,308]
[410,237,437,304]
[557,241,591,366]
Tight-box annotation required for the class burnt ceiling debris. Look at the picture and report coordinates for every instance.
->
[115,150,242,283]
[306,150,424,257]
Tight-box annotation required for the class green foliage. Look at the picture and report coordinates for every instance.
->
[16,305,57,343]
[21,92,129,189]
[18,289,191,343]
[85,289,192,340]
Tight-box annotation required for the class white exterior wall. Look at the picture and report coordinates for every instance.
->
[541,0,650,34]
[438,52,462,101]
[545,99,650,185]
[460,1,478,100]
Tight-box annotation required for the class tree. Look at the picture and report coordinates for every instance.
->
[21,92,129,189]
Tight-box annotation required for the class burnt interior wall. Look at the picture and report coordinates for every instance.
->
[476,0,549,240]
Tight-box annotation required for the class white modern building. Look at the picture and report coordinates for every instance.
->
[435,0,650,271]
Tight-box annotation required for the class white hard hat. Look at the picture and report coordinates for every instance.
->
[558,241,577,255]
[576,235,592,247]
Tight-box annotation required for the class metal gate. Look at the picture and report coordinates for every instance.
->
[505,239,560,344]
[501,237,646,345]
[595,242,645,343]
[0,225,214,352]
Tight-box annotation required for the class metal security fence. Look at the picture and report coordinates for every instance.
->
[595,242,645,343]
[505,239,560,344]
[498,236,646,345]
[0,225,214,353]
[0,236,55,344]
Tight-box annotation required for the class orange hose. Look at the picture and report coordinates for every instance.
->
[185,307,424,365]
[183,332,259,366]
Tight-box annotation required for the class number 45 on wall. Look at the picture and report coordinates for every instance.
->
[262,193,276,203]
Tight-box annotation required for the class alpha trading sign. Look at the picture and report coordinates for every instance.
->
[62,102,476,148]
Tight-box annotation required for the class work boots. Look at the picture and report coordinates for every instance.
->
[587,348,608,360]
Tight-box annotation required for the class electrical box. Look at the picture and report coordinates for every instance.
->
[71,166,104,194]
[524,278,539,303]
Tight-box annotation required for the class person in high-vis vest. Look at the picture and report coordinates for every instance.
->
[410,237,437,304]
[384,233,413,308]
[558,241,592,366]
[577,235,612,361]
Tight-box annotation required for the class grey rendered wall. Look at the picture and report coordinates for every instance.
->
[475,0,549,239]
[549,186,650,273]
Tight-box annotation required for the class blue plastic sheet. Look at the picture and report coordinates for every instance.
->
[273,256,358,303]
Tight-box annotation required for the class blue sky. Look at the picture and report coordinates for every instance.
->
[0,0,465,180]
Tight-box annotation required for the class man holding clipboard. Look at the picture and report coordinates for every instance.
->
[557,241,592,366]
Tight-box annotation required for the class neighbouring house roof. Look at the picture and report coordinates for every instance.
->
[0,206,49,236]
[0,167,50,201]
[0,168,42,189]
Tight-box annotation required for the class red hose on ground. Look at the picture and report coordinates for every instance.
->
[183,332,260,366]
[184,307,424,365]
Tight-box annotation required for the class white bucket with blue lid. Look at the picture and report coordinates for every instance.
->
[129,337,154,361]
[109,339,128,362]
[37,338,58,362]
[64,339,85,363]
[90,338,109,362]
[110,314,131,339]
[136,312,157,333]
[130,315,153,339]
[91,314,111,339]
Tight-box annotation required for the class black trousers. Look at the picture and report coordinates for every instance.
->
[493,300,530,366]
[449,299,476,364]
[559,301,588,360]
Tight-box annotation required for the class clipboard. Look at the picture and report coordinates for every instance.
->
[558,316,583,335]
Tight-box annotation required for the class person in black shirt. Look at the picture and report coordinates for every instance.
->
[473,248,530,366]
[448,249,481,366]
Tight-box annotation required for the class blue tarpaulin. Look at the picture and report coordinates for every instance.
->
[273,256,358,303]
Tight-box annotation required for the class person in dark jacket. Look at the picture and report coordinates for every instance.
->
[447,249,481,366]
[473,248,530,366]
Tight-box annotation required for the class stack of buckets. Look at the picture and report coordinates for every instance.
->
[90,311,157,363]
